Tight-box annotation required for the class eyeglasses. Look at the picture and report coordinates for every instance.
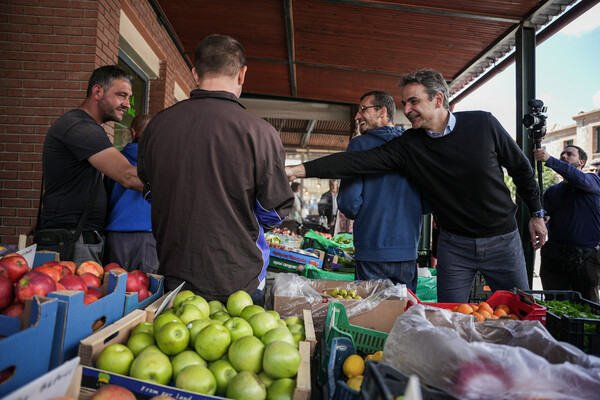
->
[357,105,381,114]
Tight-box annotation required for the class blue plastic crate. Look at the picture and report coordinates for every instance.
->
[327,337,357,400]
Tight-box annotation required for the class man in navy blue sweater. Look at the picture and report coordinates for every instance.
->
[534,146,600,302]
[287,69,547,303]
[337,91,426,293]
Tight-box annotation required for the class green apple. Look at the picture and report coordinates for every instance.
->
[171,350,206,381]
[180,295,210,319]
[187,319,211,344]
[131,321,153,336]
[284,316,303,327]
[249,312,279,339]
[227,290,253,317]
[129,351,172,385]
[94,343,134,376]
[137,344,163,356]
[127,332,155,357]
[195,323,231,361]
[211,310,231,323]
[258,371,275,388]
[276,319,287,328]
[262,341,301,379]
[172,289,195,312]
[208,300,226,316]
[155,321,190,356]
[266,310,280,319]
[267,377,296,400]
[240,304,265,321]
[226,370,266,400]
[175,364,217,395]
[209,359,238,396]
[287,324,305,336]
[176,304,205,325]
[261,327,295,347]
[292,333,305,347]
[153,313,182,338]
[224,317,254,341]
[228,335,265,373]
[161,308,176,315]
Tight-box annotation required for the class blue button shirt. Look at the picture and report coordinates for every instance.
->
[426,111,456,138]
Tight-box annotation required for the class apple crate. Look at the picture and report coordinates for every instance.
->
[0,296,59,397]
[47,270,127,368]
[123,273,165,316]
[423,290,547,325]
[78,309,312,400]
[524,290,600,355]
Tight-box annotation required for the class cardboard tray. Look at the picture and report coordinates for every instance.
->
[77,309,312,400]
[0,296,59,397]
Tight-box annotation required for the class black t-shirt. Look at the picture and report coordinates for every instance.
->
[41,109,112,230]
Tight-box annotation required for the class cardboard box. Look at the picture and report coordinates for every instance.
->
[0,296,60,397]
[273,279,413,333]
[78,309,311,400]
[144,290,174,322]
[47,270,127,368]
[32,250,60,267]
[269,246,323,270]
[123,273,165,316]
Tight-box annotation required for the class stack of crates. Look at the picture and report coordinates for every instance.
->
[468,271,493,303]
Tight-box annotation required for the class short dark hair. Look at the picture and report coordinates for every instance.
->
[130,114,152,138]
[86,65,133,97]
[194,34,246,79]
[360,91,396,123]
[565,145,588,165]
[398,68,450,110]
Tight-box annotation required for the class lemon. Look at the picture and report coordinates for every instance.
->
[372,351,383,361]
[342,354,365,378]
[346,375,364,391]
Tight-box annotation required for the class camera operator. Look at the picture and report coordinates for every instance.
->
[533,146,600,302]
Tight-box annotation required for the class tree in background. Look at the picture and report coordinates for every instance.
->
[504,166,559,202]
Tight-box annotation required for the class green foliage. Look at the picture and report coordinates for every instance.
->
[504,165,559,201]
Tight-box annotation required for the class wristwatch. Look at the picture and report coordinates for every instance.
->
[530,209,547,219]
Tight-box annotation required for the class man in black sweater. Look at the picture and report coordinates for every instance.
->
[287,69,547,303]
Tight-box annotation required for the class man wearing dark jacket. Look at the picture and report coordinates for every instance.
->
[338,91,426,293]
[138,35,294,303]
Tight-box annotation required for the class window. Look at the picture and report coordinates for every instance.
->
[564,139,574,147]
[115,52,148,149]
[596,126,600,153]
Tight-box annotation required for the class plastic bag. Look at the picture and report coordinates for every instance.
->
[382,304,600,400]
[303,264,354,281]
[415,276,437,303]
[272,273,407,332]
[303,229,354,251]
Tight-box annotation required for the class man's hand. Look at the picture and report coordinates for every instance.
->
[533,148,550,163]
[528,217,547,250]
[285,164,306,182]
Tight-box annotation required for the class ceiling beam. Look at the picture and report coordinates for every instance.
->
[283,0,297,97]
[301,120,316,147]
[312,0,520,23]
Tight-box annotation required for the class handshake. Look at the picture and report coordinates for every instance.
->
[285,164,305,182]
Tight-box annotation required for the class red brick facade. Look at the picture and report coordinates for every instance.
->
[0,0,195,245]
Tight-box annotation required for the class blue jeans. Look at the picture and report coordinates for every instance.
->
[355,259,418,293]
[436,228,529,303]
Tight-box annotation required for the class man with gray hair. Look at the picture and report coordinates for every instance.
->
[337,91,426,293]
[287,68,547,302]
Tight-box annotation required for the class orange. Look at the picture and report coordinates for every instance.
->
[470,305,479,312]
[493,308,508,317]
[478,309,492,319]
[508,313,520,320]
[456,304,473,314]
[495,304,511,314]
[451,305,458,312]
[477,302,493,312]
[490,314,500,319]
[470,311,484,322]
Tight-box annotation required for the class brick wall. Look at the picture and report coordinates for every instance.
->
[0,0,195,246]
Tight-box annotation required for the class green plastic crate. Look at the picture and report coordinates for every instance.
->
[317,302,388,385]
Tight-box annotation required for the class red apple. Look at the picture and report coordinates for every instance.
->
[84,294,98,305]
[59,261,77,275]
[104,263,122,273]
[59,275,88,293]
[55,282,67,291]
[15,271,56,302]
[137,285,150,302]
[0,253,29,283]
[0,264,8,279]
[90,384,136,400]
[39,261,59,267]
[80,272,102,288]
[51,263,73,279]
[0,275,14,310]
[125,273,141,293]
[33,265,61,282]
[2,302,24,317]
[87,286,103,300]
[77,261,104,280]
[130,270,150,288]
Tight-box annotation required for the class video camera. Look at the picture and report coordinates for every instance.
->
[522,99,547,141]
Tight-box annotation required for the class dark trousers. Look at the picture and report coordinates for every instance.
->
[541,245,600,303]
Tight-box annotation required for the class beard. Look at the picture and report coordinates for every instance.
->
[98,97,126,123]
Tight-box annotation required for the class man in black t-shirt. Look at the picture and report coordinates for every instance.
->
[40,65,143,264]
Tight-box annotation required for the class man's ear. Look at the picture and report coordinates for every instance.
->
[91,84,103,99]
[192,67,200,86]
[435,92,444,108]
[238,65,248,85]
